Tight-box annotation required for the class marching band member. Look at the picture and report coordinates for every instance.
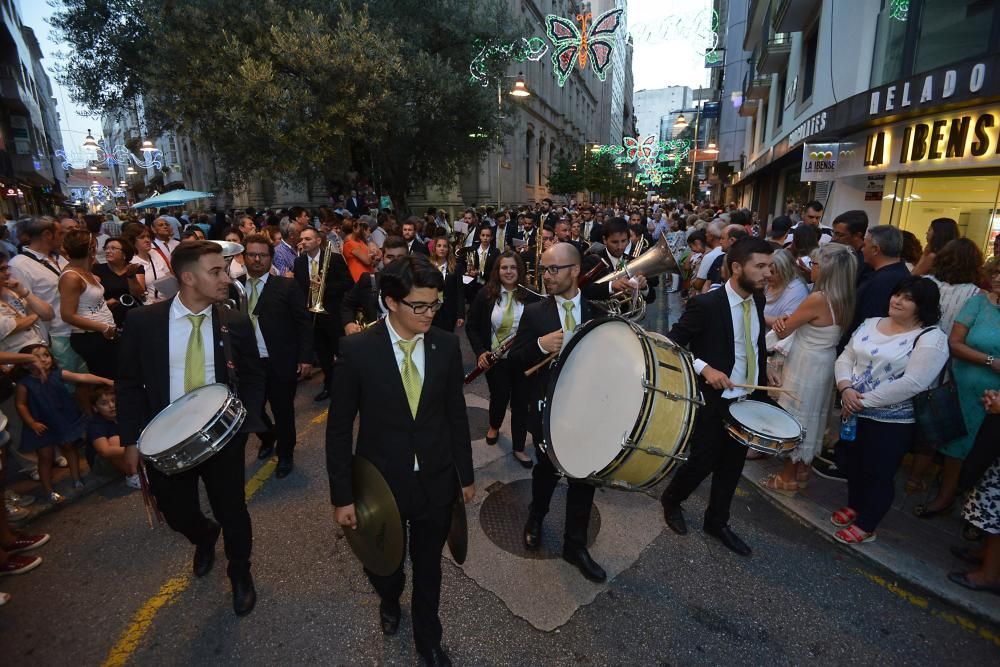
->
[659,238,774,557]
[117,241,266,615]
[429,233,465,333]
[509,242,606,582]
[340,236,408,335]
[466,250,539,467]
[293,227,354,403]
[327,254,474,667]
[242,234,313,478]
[463,226,498,304]
[581,218,656,304]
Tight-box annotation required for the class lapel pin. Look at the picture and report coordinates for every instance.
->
[431,343,437,350]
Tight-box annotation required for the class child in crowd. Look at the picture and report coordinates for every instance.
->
[14,344,113,503]
[86,385,139,489]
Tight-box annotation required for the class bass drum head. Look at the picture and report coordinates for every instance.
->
[139,383,231,456]
[544,318,646,479]
[727,400,801,439]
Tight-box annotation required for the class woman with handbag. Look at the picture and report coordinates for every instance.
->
[915,256,1000,518]
[831,277,949,544]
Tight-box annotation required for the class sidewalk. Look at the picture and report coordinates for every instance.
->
[744,455,1000,625]
[5,454,125,526]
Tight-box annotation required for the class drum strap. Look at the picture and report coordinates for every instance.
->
[214,304,241,392]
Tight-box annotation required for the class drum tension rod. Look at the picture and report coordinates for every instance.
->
[641,380,706,406]
[620,434,689,462]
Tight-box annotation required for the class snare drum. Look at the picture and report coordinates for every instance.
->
[724,400,803,455]
[543,317,702,490]
[138,383,246,475]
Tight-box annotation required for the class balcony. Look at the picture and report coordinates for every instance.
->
[775,0,821,33]
[758,33,791,75]
[745,74,772,100]
[738,98,760,118]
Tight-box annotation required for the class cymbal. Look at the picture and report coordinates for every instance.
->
[342,457,403,577]
[447,489,468,565]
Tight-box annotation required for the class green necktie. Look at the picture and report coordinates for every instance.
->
[398,339,422,419]
[741,299,756,384]
[248,278,260,325]
[562,300,577,332]
[617,255,626,270]
[494,291,516,346]
[184,314,206,393]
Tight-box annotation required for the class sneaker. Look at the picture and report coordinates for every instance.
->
[55,456,68,468]
[29,469,39,481]
[47,492,65,505]
[0,554,42,576]
[5,503,28,522]
[4,490,35,508]
[124,474,142,490]
[812,457,848,482]
[5,533,50,555]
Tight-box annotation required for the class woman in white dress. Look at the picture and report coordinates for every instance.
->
[761,243,857,494]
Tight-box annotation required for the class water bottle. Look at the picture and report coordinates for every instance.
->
[840,413,858,442]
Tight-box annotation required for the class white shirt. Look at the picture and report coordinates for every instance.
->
[131,253,170,303]
[168,296,216,402]
[696,245,724,280]
[692,281,760,399]
[153,237,180,261]
[9,248,69,337]
[385,315,424,471]
[490,289,525,344]
[790,222,832,245]
[306,250,321,278]
[538,291,582,353]
[245,272,270,358]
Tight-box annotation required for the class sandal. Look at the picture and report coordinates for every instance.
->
[834,524,876,544]
[904,477,929,495]
[830,507,858,527]
[760,473,798,496]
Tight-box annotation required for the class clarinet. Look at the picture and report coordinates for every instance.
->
[464,333,517,384]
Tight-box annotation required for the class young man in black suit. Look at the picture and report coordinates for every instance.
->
[117,241,266,616]
[462,225,498,303]
[580,206,603,243]
[401,218,430,255]
[581,218,656,304]
[340,235,408,335]
[659,237,774,557]
[509,242,606,583]
[327,254,474,667]
[293,227,354,402]
[243,234,313,478]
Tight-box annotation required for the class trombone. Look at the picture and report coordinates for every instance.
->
[308,240,334,314]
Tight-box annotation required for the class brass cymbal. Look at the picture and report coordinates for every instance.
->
[447,489,468,565]
[342,457,403,577]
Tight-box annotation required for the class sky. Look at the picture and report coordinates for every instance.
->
[20,0,711,158]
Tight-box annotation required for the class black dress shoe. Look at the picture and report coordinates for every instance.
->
[313,389,330,403]
[485,432,499,445]
[417,646,453,667]
[703,523,752,557]
[193,523,221,577]
[662,503,687,535]
[562,545,607,583]
[379,600,400,636]
[523,514,542,551]
[275,458,293,479]
[257,436,275,460]
[513,453,534,469]
[231,571,257,616]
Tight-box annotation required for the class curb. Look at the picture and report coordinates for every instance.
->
[8,472,123,528]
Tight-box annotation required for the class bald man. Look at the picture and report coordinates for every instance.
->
[509,243,605,583]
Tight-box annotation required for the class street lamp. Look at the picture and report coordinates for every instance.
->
[141,139,156,152]
[673,114,688,129]
[496,72,531,212]
[509,73,530,98]
[81,130,99,151]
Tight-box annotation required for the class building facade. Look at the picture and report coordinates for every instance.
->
[634,86,694,141]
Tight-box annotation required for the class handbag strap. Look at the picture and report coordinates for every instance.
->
[911,326,952,385]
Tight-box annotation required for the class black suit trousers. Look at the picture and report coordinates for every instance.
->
[484,358,529,452]
[146,434,252,576]
[313,312,340,389]
[364,492,452,654]
[660,397,746,528]
[260,358,298,459]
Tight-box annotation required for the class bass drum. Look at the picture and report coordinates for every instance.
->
[542,317,701,490]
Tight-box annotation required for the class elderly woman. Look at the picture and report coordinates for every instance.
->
[93,238,145,327]
[764,249,810,327]
[832,277,949,543]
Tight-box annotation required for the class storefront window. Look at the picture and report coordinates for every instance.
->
[913,0,994,74]
[870,3,907,87]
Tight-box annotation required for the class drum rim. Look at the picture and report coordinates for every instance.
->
[138,383,238,458]
[725,399,803,442]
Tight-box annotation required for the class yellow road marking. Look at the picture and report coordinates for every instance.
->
[310,409,328,425]
[855,568,1000,647]
[245,459,277,500]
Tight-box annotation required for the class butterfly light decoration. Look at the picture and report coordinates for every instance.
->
[623,135,657,163]
[544,8,624,87]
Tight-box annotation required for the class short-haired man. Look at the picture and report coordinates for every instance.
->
[703,224,749,291]
[341,235,408,335]
[580,206,602,244]
[238,216,257,239]
[660,238,774,557]
[692,220,724,292]
[328,254,473,666]
[401,218,430,255]
[117,241,266,616]
[851,224,909,335]
[791,200,832,245]
[581,218,655,305]
[242,234,313,478]
[830,210,872,284]
[767,216,793,249]
[152,217,179,269]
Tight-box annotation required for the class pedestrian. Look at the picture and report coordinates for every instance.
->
[58,230,118,380]
[912,217,961,276]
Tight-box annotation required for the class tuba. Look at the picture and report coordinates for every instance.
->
[308,241,334,314]
[592,232,681,321]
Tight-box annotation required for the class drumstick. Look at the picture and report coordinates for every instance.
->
[525,351,559,377]
[733,383,799,398]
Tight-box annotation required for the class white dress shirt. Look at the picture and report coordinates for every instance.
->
[490,289,525,343]
[691,281,760,399]
[9,248,69,337]
[246,272,270,358]
[696,245,724,280]
[537,291,582,353]
[168,296,216,402]
[385,316,424,471]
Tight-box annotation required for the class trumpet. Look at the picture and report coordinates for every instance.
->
[307,241,334,314]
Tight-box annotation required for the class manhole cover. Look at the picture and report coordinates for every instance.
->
[466,406,490,436]
[479,478,600,559]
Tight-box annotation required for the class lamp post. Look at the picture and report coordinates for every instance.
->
[497,72,531,212]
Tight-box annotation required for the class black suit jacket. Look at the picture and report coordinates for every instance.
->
[244,274,313,379]
[492,224,515,251]
[666,286,768,407]
[466,287,541,358]
[292,247,354,316]
[432,267,465,331]
[580,250,657,303]
[582,221,603,244]
[346,196,364,218]
[339,271,381,330]
[326,321,474,509]
[465,245,499,283]
[116,298,267,445]
[509,296,595,403]
[407,239,430,255]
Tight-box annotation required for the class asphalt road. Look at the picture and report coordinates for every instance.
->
[2,296,998,666]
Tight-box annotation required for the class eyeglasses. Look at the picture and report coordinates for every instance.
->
[245,252,270,259]
[399,298,444,315]
[537,263,575,275]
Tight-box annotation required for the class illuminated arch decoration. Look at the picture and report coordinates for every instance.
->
[545,8,624,87]
[469,37,548,86]
[56,139,163,173]
[630,9,720,63]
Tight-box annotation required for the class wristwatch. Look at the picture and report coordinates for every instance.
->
[988,355,996,369]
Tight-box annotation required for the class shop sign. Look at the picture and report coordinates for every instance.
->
[800,143,839,182]
[864,175,885,201]
[864,109,1000,170]
[868,60,991,118]
[789,111,827,147]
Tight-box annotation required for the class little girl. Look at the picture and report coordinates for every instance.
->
[14,344,113,503]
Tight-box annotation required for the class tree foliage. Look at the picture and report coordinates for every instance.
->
[547,158,582,199]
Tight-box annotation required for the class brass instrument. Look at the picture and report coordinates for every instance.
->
[533,228,545,294]
[308,241,334,314]
[212,240,248,313]
[464,332,516,384]
[632,232,648,258]
[592,232,681,321]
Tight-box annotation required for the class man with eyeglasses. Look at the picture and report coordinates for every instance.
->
[242,234,313,478]
[327,253,474,667]
[509,242,606,583]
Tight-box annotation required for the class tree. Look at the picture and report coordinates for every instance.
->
[546,158,582,200]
